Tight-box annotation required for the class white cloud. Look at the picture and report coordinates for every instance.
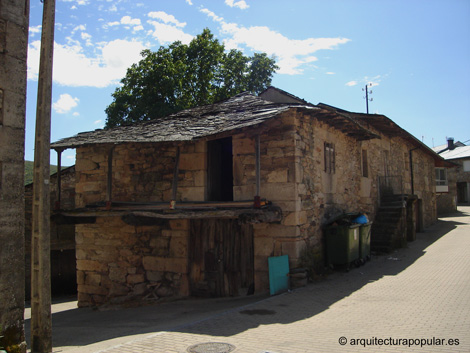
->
[106,16,143,31]
[147,21,193,45]
[94,119,102,124]
[200,8,223,23]
[72,24,86,33]
[121,16,141,26]
[29,25,41,36]
[148,11,186,28]
[53,94,79,114]
[225,0,249,10]
[186,0,193,5]
[326,72,335,75]
[346,75,385,88]
[63,0,89,5]
[201,9,349,75]
[73,112,80,117]
[81,32,91,40]
[28,39,146,88]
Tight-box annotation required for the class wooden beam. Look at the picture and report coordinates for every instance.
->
[58,206,283,224]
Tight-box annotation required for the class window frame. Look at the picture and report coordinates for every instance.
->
[435,167,448,186]
[361,149,369,178]
[324,142,335,174]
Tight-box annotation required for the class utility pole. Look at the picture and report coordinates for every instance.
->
[362,83,373,114]
[31,0,55,351]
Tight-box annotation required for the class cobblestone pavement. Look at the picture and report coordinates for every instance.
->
[83,208,470,353]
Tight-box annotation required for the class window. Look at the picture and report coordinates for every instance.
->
[464,160,470,172]
[404,152,409,171]
[324,142,335,174]
[435,168,447,186]
[362,150,369,178]
[435,167,448,193]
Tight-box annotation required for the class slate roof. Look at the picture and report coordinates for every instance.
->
[317,103,446,163]
[51,91,378,149]
[437,145,470,160]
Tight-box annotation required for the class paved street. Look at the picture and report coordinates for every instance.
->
[28,207,470,353]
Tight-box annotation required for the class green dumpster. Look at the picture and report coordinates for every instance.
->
[325,224,360,269]
[359,222,372,262]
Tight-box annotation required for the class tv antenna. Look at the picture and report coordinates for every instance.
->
[362,83,373,114]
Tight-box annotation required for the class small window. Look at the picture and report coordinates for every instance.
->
[324,142,335,174]
[362,150,368,178]
[435,168,447,186]
[464,160,470,172]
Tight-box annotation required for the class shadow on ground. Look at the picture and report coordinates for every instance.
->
[24,208,468,350]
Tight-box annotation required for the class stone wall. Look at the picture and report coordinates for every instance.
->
[75,217,189,306]
[0,1,29,351]
[293,112,438,271]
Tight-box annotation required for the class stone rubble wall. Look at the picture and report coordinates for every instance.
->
[75,217,190,307]
[294,112,438,271]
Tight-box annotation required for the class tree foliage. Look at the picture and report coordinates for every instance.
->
[105,29,278,128]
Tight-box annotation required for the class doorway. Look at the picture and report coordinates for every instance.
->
[189,219,254,297]
[457,182,468,203]
[207,137,233,201]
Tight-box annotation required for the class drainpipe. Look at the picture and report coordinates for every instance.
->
[170,145,180,209]
[409,147,419,195]
[106,145,115,209]
[254,135,261,208]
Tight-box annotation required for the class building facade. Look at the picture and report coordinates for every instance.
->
[52,88,442,307]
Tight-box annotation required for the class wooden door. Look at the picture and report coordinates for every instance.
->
[189,219,253,297]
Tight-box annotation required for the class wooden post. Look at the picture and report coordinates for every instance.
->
[55,148,63,210]
[170,146,180,209]
[31,0,55,351]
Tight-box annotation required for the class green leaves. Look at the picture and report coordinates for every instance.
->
[105,29,278,128]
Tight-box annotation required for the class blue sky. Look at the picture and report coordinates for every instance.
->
[26,0,470,165]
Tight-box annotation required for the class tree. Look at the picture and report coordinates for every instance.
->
[105,29,278,128]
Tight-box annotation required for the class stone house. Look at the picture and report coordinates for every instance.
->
[51,87,443,307]
[434,138,470,214]
[24,166,77,299]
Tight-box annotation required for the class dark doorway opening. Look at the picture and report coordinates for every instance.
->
[457,182,468,203]
[207,137,233,201]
